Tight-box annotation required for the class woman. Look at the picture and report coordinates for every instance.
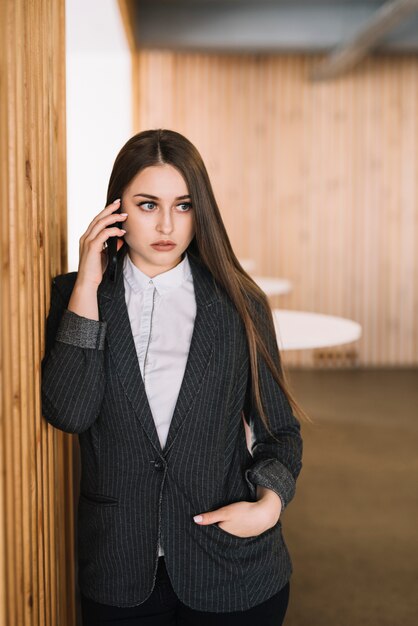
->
[41,129,308,625]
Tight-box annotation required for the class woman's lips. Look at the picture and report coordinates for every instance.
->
[151,242,176,251]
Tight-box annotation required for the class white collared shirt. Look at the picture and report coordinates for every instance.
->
[122,250,197,556]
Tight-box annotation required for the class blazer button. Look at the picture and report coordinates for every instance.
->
[153,460,165,471]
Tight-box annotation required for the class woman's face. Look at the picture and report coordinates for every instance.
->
[120,164,195,277]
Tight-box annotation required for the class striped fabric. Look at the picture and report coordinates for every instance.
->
[122,250,197,559]
[41,251,303,611]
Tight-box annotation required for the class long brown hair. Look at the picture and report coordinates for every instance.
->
[105,129,312,439]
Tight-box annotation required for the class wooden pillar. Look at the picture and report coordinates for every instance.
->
[0,0,75,624]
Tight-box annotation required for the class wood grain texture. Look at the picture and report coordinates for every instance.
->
[132,51,418,367]
[0,1,74,624]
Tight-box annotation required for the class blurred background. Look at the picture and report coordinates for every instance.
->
[1,0,417,624]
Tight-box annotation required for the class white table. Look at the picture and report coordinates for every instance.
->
[241,307,362,446]
[239,258,256,272]
[272,309,362,351]
[252,276,292,296]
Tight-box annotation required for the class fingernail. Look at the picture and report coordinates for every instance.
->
[113,198,121,204]
[193,515,203,523]
[120,213,128,216]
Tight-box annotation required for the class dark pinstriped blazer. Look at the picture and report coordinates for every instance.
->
[41,250,303,612]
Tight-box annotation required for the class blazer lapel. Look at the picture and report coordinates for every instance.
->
[98,249,222,456]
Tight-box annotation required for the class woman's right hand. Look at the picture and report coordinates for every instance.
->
[76,199,128,289]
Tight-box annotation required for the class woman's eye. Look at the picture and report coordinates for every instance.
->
[138,202,156,211]
[177,203,192,211]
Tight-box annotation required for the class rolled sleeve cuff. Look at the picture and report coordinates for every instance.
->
[244,458,296,512]
[55,309,107,350]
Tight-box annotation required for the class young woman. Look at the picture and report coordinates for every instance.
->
[41,129,308,626]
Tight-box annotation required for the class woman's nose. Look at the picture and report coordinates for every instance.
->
[157,212,174,231]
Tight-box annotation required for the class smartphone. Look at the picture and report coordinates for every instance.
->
[106,200,123,283]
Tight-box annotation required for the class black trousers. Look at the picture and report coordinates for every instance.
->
[80,556,290,626]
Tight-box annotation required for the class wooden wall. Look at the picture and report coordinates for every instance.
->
[133,51,418,367]
[0,1,74,625]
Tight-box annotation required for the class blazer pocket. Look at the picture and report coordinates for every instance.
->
[212,518,281,542]
[79,491,119,507]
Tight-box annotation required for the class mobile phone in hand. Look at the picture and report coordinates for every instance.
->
[106,200,123,283]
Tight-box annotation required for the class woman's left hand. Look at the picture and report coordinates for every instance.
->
[193,486,282,538]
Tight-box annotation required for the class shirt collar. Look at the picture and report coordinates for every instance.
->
[123,250,192,296]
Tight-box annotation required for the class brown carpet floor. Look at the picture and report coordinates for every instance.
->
[282,368,418,626]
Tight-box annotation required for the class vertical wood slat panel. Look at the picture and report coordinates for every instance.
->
[0,1,74,625]
[133,51,418,367]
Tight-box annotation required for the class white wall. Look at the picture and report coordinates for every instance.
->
[66,0,132,272]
